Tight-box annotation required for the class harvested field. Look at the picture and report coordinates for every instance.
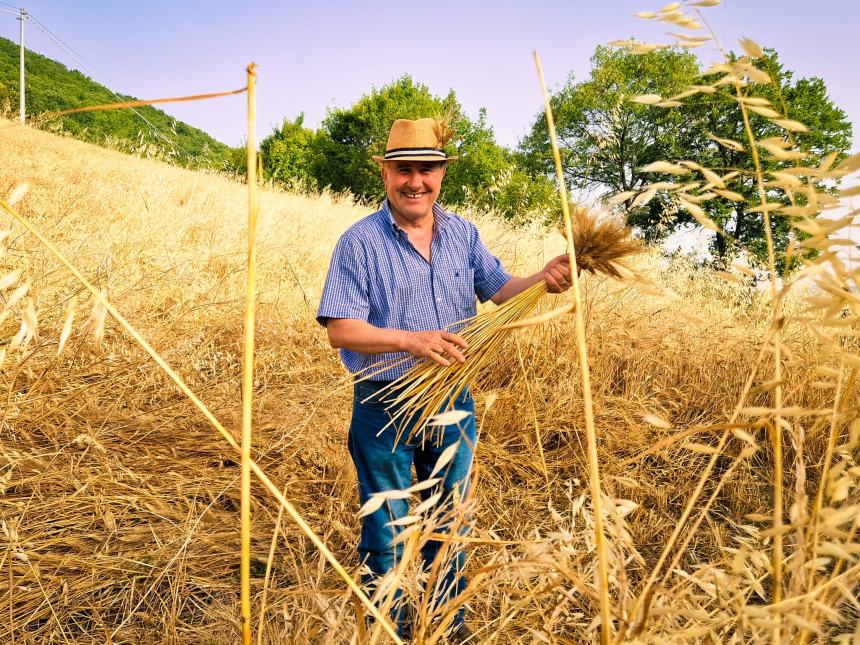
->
[4,115,857,644]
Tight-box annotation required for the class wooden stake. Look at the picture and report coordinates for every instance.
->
[241,62,259,645]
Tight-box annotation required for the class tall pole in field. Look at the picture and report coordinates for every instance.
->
[241,62,258,645]
[18,8,27,123]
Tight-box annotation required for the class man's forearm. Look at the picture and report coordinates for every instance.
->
[490,272,547,305]
[326,318,408,354]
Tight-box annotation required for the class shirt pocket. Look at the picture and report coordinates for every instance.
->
[456,268,477,316]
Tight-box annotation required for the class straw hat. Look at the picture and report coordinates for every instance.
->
[372,118,458,164]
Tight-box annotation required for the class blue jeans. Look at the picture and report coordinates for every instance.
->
[348,379,476,634]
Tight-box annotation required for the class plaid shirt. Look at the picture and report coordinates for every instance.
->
[317,200,511,380]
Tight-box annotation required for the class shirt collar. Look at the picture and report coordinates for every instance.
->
[381,199,451,236]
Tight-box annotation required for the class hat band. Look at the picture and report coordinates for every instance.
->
[383,147,447,160]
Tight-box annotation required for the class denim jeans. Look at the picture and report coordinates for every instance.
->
[348,379,476,635]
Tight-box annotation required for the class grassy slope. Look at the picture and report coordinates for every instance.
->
[0,122,831,642]
[0,35,231,168]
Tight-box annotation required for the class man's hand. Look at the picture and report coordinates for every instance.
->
[543,254,574,293]
[403,330,468,367]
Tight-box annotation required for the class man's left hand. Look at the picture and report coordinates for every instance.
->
[543,254,573,293]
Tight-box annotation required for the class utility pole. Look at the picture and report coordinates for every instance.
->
[18,7,27,123]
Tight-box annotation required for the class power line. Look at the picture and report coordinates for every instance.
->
[13,10,210,164]
[30,15,130,100]
[5,7,225,166]
[27,15,182,153]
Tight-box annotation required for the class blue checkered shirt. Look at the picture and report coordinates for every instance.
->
[317,200,512,380]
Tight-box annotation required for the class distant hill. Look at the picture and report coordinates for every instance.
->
[0,35,233,169]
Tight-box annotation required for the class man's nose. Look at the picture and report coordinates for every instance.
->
[405,170,422,187]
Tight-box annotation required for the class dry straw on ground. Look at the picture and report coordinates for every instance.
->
[1,0,860,641]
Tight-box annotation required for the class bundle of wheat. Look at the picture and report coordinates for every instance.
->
[370,205,641,443]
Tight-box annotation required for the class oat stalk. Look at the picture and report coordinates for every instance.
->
[736,78,786,635]
[534,50,612,644]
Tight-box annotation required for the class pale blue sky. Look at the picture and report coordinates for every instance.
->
[1,1,857,150]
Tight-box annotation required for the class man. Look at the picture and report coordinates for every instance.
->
[317,118,571,639]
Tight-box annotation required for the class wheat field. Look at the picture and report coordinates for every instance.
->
[2,111,855,644]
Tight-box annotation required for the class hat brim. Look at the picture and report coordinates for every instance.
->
[373,154,457,164]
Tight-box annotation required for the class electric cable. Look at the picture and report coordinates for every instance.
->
[27,12,212,164]
[28,17,178,150]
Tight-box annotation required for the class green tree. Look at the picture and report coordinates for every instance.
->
[520,46,702,240]
[520,45,853,267]
[259,113,324,190]
[443,107,510,205]
[691,50,852,264]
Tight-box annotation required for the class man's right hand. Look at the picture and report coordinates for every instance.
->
[402,330,469,367]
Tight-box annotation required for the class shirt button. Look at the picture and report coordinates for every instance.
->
[436,298,441,303]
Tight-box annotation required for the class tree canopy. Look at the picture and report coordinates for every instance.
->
[520,45,853,266]
[690,50,853,264]
[259,75,557,220]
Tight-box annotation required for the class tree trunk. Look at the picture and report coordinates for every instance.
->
[714,229,728,263]
[734,204,746,248]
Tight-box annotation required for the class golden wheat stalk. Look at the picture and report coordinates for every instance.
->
[533,50,612,645]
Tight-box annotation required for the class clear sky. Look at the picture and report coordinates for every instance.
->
[0,0,857,151]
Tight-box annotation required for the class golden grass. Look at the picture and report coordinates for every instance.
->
[1,5,859,637]
[0,118,852,642]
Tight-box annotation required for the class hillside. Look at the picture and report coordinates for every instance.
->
[0,122,849,642]
[0,35,232,168]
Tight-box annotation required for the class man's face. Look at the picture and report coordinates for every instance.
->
[381,160,446,223]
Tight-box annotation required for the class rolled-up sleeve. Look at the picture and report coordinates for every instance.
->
[468,223,512,302]
[316,233,370,327]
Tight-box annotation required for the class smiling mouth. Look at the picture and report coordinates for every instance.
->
[403,192,425,199]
